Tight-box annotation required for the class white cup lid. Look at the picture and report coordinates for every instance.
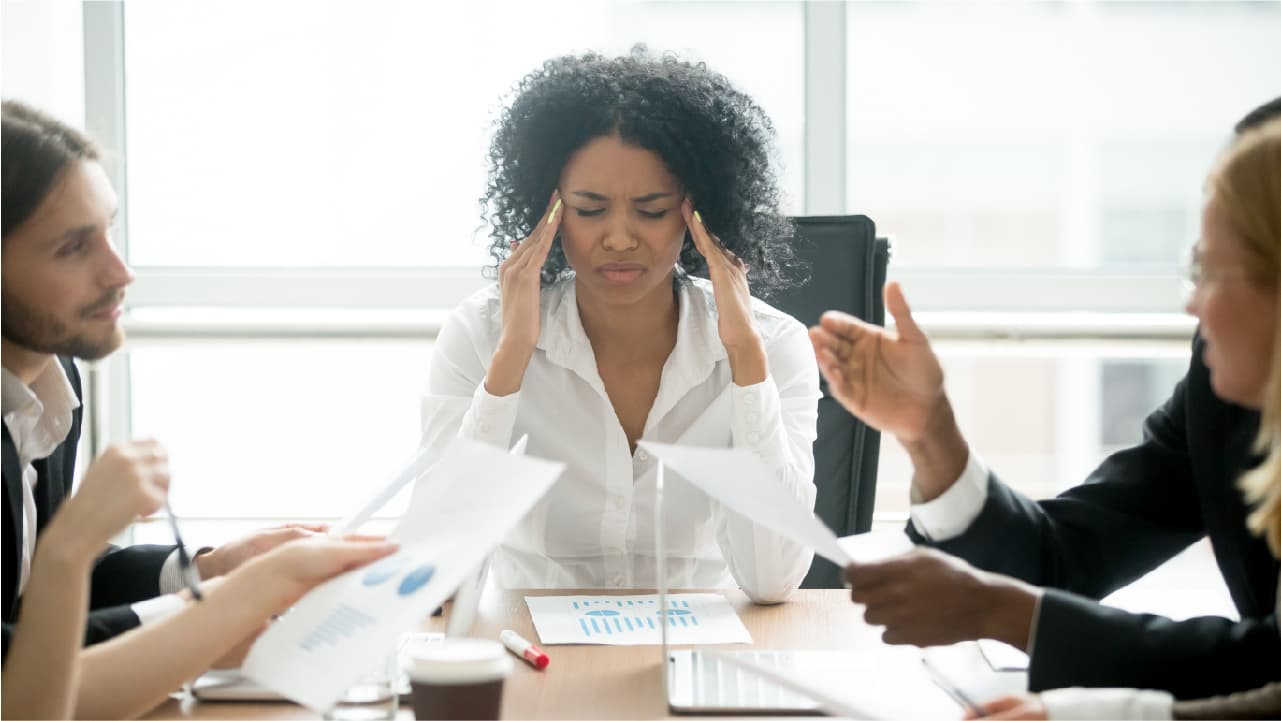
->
[404,638,512,684]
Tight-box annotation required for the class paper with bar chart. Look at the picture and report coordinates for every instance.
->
[241,438,565,713]
[525,593,751,645]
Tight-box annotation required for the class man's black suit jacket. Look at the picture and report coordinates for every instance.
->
[2,355,174,661]
[910,335,1280,699]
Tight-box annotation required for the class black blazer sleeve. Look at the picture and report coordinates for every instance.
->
[1033,589,1281,698]
[88,544,176,609]
[907,371,1204,593]
[906,338,1280,698]
[3,604,141,664]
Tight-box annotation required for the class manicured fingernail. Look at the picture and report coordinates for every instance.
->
[693,210,703,225]
[549,198,562,221]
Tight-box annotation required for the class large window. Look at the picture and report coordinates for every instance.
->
[127,339,432,520]
[846,1,1281,275]
[121,0,804,268]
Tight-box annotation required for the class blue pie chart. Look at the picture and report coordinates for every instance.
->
[397,565,436,596]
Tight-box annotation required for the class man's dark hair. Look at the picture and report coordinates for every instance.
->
[2,99,100,237]
[481,48,805,299]
[1236,96,1281,135]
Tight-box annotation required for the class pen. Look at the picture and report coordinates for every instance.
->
[500,629,550,670]
[164,498,203,601]
[920,656,985,718]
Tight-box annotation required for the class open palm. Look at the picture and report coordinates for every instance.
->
[808,281,944,444]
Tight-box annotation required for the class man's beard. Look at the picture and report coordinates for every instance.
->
[1,288,125,361]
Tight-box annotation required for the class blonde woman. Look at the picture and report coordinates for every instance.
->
[962,116,1281,720]
[810,99,1281,701]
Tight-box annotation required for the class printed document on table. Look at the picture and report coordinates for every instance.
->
[525,593,751,645]
[241,437,564,713]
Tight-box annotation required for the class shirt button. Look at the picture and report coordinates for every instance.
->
[613,495,626,509]
[636,449,650,462]
[477,421,491,434]
[745,391,758,403]
[746,412,760,423]
[749,431,761,443]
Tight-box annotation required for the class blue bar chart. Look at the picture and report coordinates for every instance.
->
[525,593,752,645]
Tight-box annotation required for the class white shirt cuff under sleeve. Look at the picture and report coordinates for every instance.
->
[729,376,793,476]
[130,593,186,626]
[909,449,989,542]
[1042,687,1174,720]
[460,378,521,448]
[157,549,186,595]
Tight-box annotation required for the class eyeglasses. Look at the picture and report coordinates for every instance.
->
[164,498,203,601]
[1182,257,1266,297]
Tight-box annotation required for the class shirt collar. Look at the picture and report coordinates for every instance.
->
[1,358,80,465]
[533,276,728,404]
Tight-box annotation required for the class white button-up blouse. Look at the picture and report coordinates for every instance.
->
[420,276,820,603]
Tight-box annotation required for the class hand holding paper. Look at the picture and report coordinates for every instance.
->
[242,437,564,713]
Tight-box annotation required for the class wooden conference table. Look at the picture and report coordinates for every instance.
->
[145,588,990,720]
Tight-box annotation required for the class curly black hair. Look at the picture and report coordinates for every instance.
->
[480,48,806,299]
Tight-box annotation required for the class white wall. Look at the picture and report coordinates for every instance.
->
[1,0,84,124]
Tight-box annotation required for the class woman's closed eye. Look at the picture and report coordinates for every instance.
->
[571,206,670,219]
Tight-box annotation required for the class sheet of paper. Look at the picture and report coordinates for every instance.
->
[977,638,1030,671]
[837,529,915,564]
[638,441,851,566]
[330,446,437,536]
[525,593,751,646]
[241,437,565,713]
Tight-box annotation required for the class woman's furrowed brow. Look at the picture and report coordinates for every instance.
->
[632,192,677,203]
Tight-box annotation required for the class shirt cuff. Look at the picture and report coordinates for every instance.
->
[460,378,521,447]
[729,376,792,472]
[158,549,185,595]
[908,448,989,541]
[1042,687,1174,720]
[130,593,186,626]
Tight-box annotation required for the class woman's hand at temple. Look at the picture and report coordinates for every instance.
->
[683,198,767,386]
[487,191,563,396]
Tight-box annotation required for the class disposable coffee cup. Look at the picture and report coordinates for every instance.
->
[404,638,512,720]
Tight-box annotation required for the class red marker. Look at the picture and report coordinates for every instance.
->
[500,629,550,670]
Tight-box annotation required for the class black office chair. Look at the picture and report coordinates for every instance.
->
[770,215,891,589]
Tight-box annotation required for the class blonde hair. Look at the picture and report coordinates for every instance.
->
[1211,117,1281,555]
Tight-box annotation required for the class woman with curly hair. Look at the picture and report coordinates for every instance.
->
[420,50,818,602]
